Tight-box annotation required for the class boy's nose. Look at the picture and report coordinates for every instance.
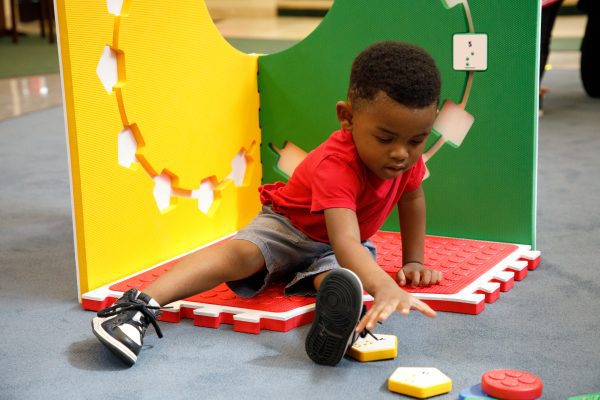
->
[389,145,408,161]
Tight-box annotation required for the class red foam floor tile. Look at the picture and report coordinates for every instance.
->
[82,231,541,333]
[372,232,519,294]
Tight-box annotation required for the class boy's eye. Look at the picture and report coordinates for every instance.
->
[375,136,393,144]
[410,139,425,145]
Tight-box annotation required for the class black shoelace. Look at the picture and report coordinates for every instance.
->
[355,305,382,342]
[98,301,164,338]
[359,326,380,340]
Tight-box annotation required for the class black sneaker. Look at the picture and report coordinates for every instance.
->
[305,268,364,366]
[92,288,163,366]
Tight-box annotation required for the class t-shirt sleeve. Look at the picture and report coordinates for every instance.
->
[311,156,362,213]
[403,157,427,192]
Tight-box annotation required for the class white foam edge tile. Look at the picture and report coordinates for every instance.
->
[409,243,531,304]
[506,260,529,273]
[477,281,501,294]
[520,250,541,261]
[85,286,371,323]
[193,303,314,322]
[192,293,374,322]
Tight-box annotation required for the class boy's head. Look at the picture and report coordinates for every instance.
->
[337,41,441,180]
[348,41,441,109]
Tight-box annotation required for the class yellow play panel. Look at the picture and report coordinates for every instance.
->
[56,0,262,295]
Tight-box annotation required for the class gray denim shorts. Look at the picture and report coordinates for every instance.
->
[227,205,377,298]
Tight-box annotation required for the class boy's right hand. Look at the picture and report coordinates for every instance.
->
[355,281,436,333]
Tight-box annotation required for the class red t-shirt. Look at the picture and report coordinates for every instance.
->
[260,129,426,243]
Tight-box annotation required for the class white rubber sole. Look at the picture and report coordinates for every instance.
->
[92,316,137,366]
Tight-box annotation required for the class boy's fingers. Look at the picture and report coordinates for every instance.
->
[433,270,442,284]
[421,270,432,286]
[412,298,437,317]
[356,304,397,332]
[411,271,421,287]
[356,308,379,332]
[397,270,407,286]
[355,314,369,332]
[398,303,411,316]
[378,309,391,322]
[366,305,392,329]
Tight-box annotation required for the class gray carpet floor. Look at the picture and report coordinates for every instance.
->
[1,68,599,399]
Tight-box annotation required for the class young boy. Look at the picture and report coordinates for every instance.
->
[92,41,443,367]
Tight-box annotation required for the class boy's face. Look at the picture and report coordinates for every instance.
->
[336,91,437,180]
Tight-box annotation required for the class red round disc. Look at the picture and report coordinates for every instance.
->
[481,369,543,400]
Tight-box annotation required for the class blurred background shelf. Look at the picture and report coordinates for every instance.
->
[277,0,332,17]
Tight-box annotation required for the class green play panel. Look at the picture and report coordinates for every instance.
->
[258,0,539,247]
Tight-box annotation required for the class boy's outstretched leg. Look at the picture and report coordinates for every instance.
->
[92,239,266,366]
[92,288,162,366]
[305,268,364,366]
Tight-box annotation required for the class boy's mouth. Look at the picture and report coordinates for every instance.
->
[384,164,406,172]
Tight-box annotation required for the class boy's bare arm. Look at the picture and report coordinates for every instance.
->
[398,186,426,265]
[324,208,436,332]
[397,186,442,287]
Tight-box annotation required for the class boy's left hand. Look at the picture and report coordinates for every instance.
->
[397,262,442,287]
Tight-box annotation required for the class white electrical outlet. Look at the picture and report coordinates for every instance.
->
[453,33,488,71]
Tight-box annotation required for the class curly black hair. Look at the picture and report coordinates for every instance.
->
[348,41,441,109]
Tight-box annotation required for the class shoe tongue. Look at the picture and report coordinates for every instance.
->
[136,291,154,305]
[136,291,161,311]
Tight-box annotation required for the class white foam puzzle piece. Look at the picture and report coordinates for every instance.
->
[432,100,474,147]
[227,150,247,187]
[192,179,215,214]
[153,174,172,212]
[117,127,138,168]
[441,0,465,9]
[96,46,118,93]
[272,141,308,177]
[106,0,124,16]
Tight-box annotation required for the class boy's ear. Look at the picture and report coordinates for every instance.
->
[336,101,354,131]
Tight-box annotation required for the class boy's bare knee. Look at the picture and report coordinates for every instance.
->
[222,239,265,280]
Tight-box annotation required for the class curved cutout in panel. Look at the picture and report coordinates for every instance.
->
[210,13,327,54]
